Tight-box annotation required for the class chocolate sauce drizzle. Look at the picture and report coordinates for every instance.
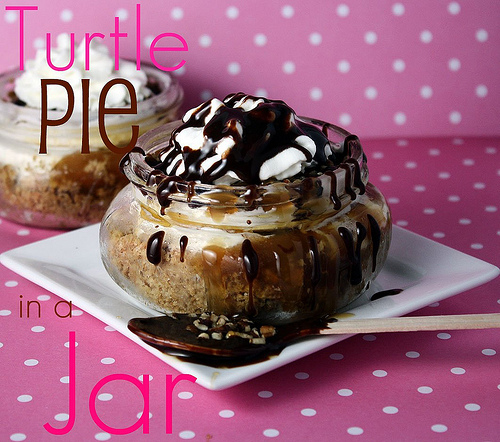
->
[179,236,188,262]
[338,222,367,285]
[241,239,259,316]
[370,288,403,301]
[152,93,338,185]
[367,214,381,272]
[147,231,165,265]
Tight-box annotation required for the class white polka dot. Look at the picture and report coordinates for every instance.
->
[9,434,26,442]
[24,359,39,366]
[263,429,280,438]
[476,85,488,98]
[0,342,3,348]
[485,146,497,154]
[136,411,153,419]
[95,433,111,441]
[396,139,409,146]
[60,9,73,22]
[365,86,378,100]
[429,148,441,156]
[337,60,351,73]
[459,218,471,225]
[64,341,78,348]
[104,325,115,332]
[5,10,18,23]
[5,280,18,287]
[172,65,186,77]
[258,390,273,398]
[363,334,377,341]
[329,353,344,360]
[31,326,45,333]
[393,59,406,72]
[420,30,433,43]
[309,32,322,45]
[380,175,392,182]
[420,85,433,99]
[281,5,294,18]
[143,35,155,48]
[170,7,184,20]
[179,430,196,439]
[339,113,352,126]
[423,207,436,215]
[476,29,488,42]
[383,406,399,414]
[485,205,498,213]
[448,195,460,202]
[473,182,485,190]
[418,386,433,394]
[138,374,153,382]
[282,61,296,74]
[392,3,405,16]
[336,4,350,17]
[433,232,445,239]
[60,376,70,384]
[470,243,483,250]
[17,395,33,403]
[465,403,481,411]
[429,302,440,307]
[388,197,400,204]
[55,413,70,421]
[338,388,353,396]
[98,393,113,401]
[71,309,82,317]
[431,424,448,433]
[198,35,212,48]
[364,31,378,45]
[310,87,323,101]
[200,90,213,101]
[448,2,461,14]
[301,408,317,417]
[255,88,268,97]
[482,349,496,356]
[406,351,420,358]
[438,171,451,179]
[449,111,462,124]
[178,391,193,399]
[373,370,388,378]
[452,137,464,144]
[227,62,241,75]
[405,161,418,169]
[219,409,235,418]
[254,33,267,46]
[437,333,451,340]
[451,367,466,375]
[17,229,30,236]
[295,372,309,380]
[37,294,50,301]
[115,8,129,20]
[100,357,115,365]
[413,185,426,192]
[34,37,45,49]
[448,58,461,71]
[347,427,364,435]
[226,6,239,19]
[372,151,384,159]
[396,220,409,227]
[394,112,407,125]
[0,310,12,316]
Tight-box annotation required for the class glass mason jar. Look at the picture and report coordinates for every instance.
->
[100,119,392,324]
[0,66,183,229]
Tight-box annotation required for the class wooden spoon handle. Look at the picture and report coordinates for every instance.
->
[321,313,500,335]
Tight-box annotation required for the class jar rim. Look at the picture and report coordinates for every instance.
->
[122,117,368,210]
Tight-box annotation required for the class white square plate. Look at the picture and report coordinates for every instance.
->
[1,225,498,390]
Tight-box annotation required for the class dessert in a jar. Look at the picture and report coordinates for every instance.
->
[100,93,391,324]
[0,34,183,229]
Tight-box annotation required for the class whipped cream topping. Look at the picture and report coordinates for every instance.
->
[155,93,336,185]
[14,33,152,111]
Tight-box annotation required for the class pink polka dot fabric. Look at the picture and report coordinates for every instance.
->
[1,1,499,441]
[1,0,498,137]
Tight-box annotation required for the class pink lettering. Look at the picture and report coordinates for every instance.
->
[84,33,105,70]
[165,374,196,434]
[5,5,38,70]
[109,16,127,70]
[149,33,188,71]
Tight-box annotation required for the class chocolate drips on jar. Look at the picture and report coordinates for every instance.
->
[339,222,367,285]
[241,239,259,316]
[147,231,165,265]
[179,235,188,262]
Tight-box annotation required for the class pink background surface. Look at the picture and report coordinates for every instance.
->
[1,1,499,441]
[1,0,499,138]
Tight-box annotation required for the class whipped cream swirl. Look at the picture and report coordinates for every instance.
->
[14,33,152,111]
[155,93,337,185]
